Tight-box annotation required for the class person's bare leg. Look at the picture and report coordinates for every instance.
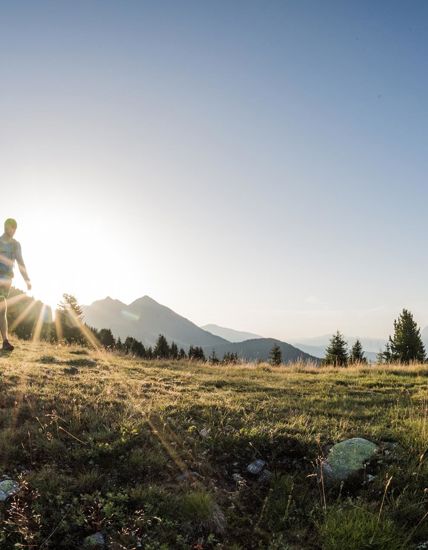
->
[0,297,8,343]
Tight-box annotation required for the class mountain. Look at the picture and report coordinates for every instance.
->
[83,295,317,363]
[83,295,229,349]
[201,324,262,342]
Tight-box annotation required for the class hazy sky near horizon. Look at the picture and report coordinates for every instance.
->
[1,1,428,339]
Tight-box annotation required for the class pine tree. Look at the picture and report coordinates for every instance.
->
[153,334,170,359]
[388,309,426,364]
[98,328,116,349]
[349,339,367,364]
[178,348,187,360]
[377,342,392,364]
[209,349,219,364]
[269,343,282,366]
[170,342,179,359]
[324,331,348,366]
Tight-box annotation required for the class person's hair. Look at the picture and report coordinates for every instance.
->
[4,218,17,230]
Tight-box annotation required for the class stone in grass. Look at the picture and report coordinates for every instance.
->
[247,459,266,475]
[0,479,20,502]
[322,437,378,483]
[83,532,105,547]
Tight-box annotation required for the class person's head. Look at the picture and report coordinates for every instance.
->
[4,218,17,238]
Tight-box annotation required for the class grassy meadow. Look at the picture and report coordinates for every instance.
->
[0,341,427,549]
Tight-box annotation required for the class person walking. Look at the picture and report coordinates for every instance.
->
[0,218,31,351]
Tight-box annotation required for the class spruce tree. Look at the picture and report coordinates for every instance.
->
[209,349,219,364]
[153,334,170,359]
[269,343,282,366]
[388,309,425,364]
[349,339,367,364]
[324,331,348,366]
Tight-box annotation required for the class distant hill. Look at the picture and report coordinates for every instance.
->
[201,323,262,342]
[83,295,229,349]
[201,337,318,363]
[83,295,317,362]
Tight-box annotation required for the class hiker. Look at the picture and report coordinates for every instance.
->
[0,218,31,351]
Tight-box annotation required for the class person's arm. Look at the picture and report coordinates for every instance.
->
[15,242,32,291]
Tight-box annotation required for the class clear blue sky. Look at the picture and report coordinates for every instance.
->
[1,1,427,339]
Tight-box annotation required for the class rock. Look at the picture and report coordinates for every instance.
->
[258,469,273,483]
[0,479,20,501]
[321,438,378,483]
[199,427,210,438]
[246,459,266,475]
[83,532,105,547]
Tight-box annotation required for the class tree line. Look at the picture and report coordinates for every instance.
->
[7,290,240,364]
[323,308,425,366]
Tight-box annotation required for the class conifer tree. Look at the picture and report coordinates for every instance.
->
[209,349,219,364]
[324,331,348,366]
[349,339,367,364]
[269,343,282,366]
[170,342,179,359]
[153,334,170,358]
[388,309,425,364]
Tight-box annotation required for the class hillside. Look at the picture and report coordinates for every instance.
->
[201,337,318,363]
[0,341,427,548]
[83,296,317,362]
[201,324,262,342]
[83,296,230,349]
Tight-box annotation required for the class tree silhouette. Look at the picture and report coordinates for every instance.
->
[325,331,348,366]
[388,309,425,364]
[269,343,282,366]
[349,339,367,364]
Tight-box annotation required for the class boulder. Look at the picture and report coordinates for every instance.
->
[83,532,105,547]
[322,437,378,482]
[0,479,20,502]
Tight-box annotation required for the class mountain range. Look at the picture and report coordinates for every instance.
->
[82,296,317,363]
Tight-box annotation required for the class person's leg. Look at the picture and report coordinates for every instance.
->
[0,296,8,343]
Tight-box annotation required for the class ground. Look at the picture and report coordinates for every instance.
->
[0,341,427,549]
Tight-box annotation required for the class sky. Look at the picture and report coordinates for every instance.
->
[1,0,427,340]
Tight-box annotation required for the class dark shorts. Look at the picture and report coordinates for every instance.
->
[0,278,12,299]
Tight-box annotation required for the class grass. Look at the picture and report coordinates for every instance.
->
[0,341,427,548]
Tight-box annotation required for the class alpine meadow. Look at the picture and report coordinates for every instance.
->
[1,2,428,549]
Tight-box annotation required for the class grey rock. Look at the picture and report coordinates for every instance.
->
[0,479,20,501]
[83,532,105,547]
[232,473,245,483]
[321,437,378,482]
[247,459,266,475]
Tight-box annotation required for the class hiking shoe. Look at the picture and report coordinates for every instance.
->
[2,340,14,352]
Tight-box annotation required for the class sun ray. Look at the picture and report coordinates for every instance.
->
[10,300,37,332]
[0,292,28,313]
[66,306,101,350]
[54,311,63,342]
[32,304,47,343]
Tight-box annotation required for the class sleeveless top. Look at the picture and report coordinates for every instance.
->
[0,238,18,279]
